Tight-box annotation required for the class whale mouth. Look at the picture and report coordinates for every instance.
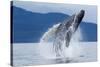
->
[76,10,85,24]
[73,10,85,31]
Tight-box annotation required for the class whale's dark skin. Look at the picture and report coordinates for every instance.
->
[54,10,85,48]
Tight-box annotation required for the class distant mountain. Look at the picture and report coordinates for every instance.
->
[80,22,97,42]
[12,6,97,43]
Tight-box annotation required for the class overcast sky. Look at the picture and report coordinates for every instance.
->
[13,1,97,24]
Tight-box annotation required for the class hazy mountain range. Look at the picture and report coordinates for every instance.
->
[12,6,97,43]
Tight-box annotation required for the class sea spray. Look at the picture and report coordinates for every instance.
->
[38,23,61,59]
[65,27,83,59]
[40,23,61,42]
[38,23,83,60]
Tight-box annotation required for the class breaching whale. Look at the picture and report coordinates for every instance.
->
[40,10,85,57]
[53,10,85,48]
[51,10,85,56]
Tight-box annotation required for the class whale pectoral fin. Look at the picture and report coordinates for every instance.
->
[65,41,69,47]
[65,31,72,47]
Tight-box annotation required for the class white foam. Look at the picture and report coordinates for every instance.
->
[38,23,83,60]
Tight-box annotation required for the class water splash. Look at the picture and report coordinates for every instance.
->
[40,23,60,42]
[38,23,83,60]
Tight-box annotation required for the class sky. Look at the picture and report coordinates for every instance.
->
[13,1,97,24]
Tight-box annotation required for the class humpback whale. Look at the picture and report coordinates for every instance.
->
[52,10,85,56]
[53,10,85,48]
[40,10,85,56]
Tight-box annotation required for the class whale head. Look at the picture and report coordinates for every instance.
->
[64,10,85,32]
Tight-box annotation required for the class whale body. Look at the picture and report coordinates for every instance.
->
[52,10,85,56]
[53,10,85,48]
[40,10,85,56]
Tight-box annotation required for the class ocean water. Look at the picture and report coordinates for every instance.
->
[13,42,97,66]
